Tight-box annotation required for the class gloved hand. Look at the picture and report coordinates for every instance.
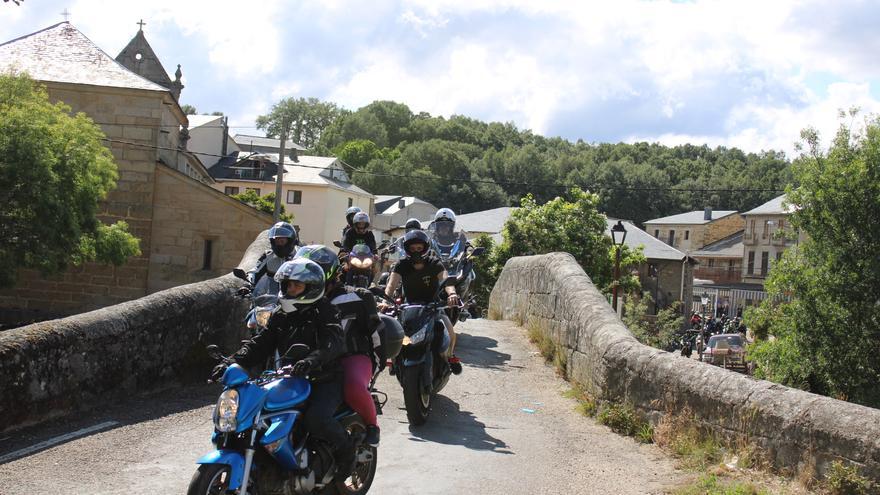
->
[236,285,252,297]
[292,357,317,376]
[210,363,228,382]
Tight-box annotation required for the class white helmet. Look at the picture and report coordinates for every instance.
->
[273,259,325,313]
[433,208,456,237]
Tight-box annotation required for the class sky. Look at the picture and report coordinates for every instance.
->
[3,0,880,157]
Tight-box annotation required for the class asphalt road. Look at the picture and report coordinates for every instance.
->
[0,319,684,494]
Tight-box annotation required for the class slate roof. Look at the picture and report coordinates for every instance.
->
[232,134,307,152]
[644,210,739,225]
[455,207,516,234]
[690,231,744,258]
[0,22,168,92]
[607,219,688,261]
[374,196,436,215]
[742,194,793,215]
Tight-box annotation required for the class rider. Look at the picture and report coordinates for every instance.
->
[240,221,299,298]
[342,212,377,253]
[429,208,468,256]
[219,259,355,481]
[296,245,385,447]
[341,206,362,238]
[382,230,463,375]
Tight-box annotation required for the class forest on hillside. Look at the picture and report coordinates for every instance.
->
[258,98,793,225]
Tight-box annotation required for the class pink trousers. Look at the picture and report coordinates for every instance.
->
[341,354,377,426]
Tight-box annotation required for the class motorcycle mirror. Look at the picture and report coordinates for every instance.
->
[206,345,223,360]
[388,245,397,253]
[333,240,343,248]
[232,268,249,281]
[470,247,486,257]
[378,240,390,249]
[284,343,312,362]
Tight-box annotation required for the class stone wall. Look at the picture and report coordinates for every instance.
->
[148,166,273,293]
[489,253,880,481]
[0,232,269,433]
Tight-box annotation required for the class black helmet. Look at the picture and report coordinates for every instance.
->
[403,230,430,261]
[345,206,362,227]
[268,221,298,258]
[273,259,325,313]
[294,244,340,282]
[404,218,421,232]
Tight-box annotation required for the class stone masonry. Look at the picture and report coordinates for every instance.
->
[489,253,880,482]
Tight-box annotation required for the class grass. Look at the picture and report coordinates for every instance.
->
[674,474,770,495]
[527,321,569,379]
[823,460,874,495]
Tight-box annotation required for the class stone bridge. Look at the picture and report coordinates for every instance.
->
[1,240,878,492]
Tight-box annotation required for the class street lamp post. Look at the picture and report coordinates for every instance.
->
[611,220,628,311]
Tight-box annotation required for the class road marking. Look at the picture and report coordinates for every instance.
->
[0,421,120,464]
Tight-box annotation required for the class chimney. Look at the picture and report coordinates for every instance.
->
[220,116,228,156]
[704,206,713,221]
[289,147,299,163]
[398,198,406,209]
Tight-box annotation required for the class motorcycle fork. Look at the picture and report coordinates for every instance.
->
[238,429,258,495]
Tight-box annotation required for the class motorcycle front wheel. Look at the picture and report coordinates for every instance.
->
[402,366,430,425]
[187,464,236,495]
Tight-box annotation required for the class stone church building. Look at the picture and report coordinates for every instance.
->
[0,22,272,325]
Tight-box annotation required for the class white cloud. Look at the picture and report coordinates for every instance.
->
[66,0,284,78]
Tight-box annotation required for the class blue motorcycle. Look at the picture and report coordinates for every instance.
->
[188,344,380,495]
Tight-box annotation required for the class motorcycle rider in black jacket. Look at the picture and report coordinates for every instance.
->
[218,259,355,481]
[296,244,385,447]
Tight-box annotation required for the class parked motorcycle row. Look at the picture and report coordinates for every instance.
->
[187,228,485,495]
[669,313,749,373]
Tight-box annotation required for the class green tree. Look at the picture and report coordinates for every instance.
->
[334,139,382,169]
[256,97,342,150]
[360,100,413,148]
[180,104,197,115]
[624,294,684,349]
[747,116,880,406]
[0,73,141,288]
[495,188,645,293]
[320,110,389,149]
[230,190,293,222]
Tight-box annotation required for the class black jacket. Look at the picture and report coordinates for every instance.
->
[327,285,385,369]
[342,229,377,253]
[233,298,344,382]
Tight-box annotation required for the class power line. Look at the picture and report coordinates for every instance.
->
[100,137,787,194]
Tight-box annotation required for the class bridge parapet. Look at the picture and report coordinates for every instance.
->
[489,252,880,481]
[0,231,270,432]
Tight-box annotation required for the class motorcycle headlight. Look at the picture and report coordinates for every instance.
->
[214,389,239,433]
[408,326,428,345]
[361,257,373,268]
[255,309,273,328]
[351,258,364,268]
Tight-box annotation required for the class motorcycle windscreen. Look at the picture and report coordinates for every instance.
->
[400,306,430,335]
[252,276,280,299]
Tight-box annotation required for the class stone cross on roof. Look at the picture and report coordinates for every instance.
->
[137,19,146,31]
[60,9,71,22]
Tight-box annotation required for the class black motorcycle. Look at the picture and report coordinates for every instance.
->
[430,242,485,323]
[376,277,458,426]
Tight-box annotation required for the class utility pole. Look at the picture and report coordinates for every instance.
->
[273,122,289,222]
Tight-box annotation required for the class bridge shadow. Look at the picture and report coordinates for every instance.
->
[407,395,513,454]
[455,332,511,371]
[0,383,219,464]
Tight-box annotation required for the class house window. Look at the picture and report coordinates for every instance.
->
[778,218,785,231]
[762,220,770,239]
[749,219,755,234]
[747,251,755,275]
[287,190,302,204]
[667,230,676,246]
[708,259,715,267]
[684,230,690,241]
[654,229,659,238]
[776,251,783,262]
[224,186,239,195]
[202,239,213,270]
[761,252,769,275]
[728,259,735,272]
[348,197,353,207]
[246,187,260,195]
